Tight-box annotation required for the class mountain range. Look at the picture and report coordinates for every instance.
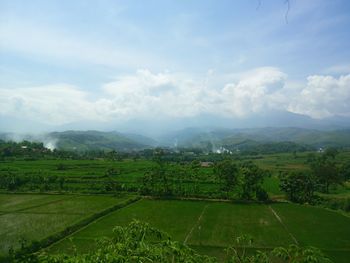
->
[1,127,349,152]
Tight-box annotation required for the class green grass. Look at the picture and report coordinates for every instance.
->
[271,203,350,263]
[0,194,71,212]
[24,195,130,214]
[1,152,349,199]
[47,199,350,262]
[271,203,350,249]
[262,176,282,196]
[0,212,82,256]
[47,199,207,253]
[188,203,293,247]
[0,193,132,257]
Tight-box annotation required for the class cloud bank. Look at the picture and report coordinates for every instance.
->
[1,68,350,126]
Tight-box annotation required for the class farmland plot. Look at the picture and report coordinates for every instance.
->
[47,199,350,262]
[0,193,132,258]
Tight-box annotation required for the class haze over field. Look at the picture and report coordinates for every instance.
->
[1,0,350,135]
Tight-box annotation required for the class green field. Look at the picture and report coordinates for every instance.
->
[1,152,350,262]
[0,193,132,258]
[47,199,350,262]
[2,151,349,197]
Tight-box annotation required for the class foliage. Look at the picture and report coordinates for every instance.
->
[214,161,269,200]
[226,235,332,263]
[279,172,318,203]
[340,162,350,181]
[15,220,333,263]
[271,245,332,263]
[23,220,216,263]
[215,160,239,195]
[239,162,267,200]
[321,197,350,212]
[307,151,344,193]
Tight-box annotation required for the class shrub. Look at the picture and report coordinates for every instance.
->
[256,188,269,202]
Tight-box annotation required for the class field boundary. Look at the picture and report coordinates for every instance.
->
[184,204,209,244]
[143,195,284,204]
[9,196,141,262]
[268,205,299,245]
[45,197,143,251]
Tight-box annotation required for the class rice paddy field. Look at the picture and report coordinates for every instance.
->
[1,151,350,196]
[0,193,133,258]
[1,152,350,262]
[47,199,350,263]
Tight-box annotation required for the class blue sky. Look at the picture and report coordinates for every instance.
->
[1,0,350,131]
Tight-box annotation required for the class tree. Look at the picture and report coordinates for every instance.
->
[190,160,201,194]
[340,162,350,181]
[239,162,267,200]
[215,160,239,197]
[309,152,342,193]
[279,172,318,203]
[106,150,121,161]
[141,163,174,196]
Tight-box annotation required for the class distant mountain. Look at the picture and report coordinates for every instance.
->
[160,127,350,150]
[2,110,350,136]
[120,132,158,147]
[221,127,350,148]
[48,130,153,151]
[1,126,349,152]
[0,130,155,152]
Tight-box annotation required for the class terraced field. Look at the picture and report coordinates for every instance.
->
[0,193,133,258]
[47,199,350,262]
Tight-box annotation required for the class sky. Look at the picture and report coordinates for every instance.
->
[1,0,350,133]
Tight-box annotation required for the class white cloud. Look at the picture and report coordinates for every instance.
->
[101,69,205,118]
[1,69,349,126]
[287,74,350,118]
[0,84,100,125]
[212,67,287,117]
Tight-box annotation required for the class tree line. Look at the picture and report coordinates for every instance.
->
[279,149,350,208]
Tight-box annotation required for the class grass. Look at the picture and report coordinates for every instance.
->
[1,152,350,261]
[47,199,207,254]
[188,203,293,247]
[47,199,350,262]
[0,194,72,212]
[272,203,350,263]
[262,176,282,196]
[271,203,350,249]
[1,152,349,199]
[0,212,82,256]
[0,193,132,258]
[24,195,130,215]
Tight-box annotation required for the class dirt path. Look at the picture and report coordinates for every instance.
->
[268,205,299,245]
[184,204,209,244]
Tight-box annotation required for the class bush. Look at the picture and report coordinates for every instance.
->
[343,198,350,212]
[256,188,269,202]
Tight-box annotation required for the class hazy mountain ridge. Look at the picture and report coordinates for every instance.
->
[0,127,349,152]
[0,130,154,152]
[49,130,153,151]
[162,127,350,150]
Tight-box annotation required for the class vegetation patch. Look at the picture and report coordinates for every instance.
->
[0,193,137,261]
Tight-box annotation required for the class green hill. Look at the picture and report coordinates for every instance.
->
[162,127,350,151]
[49,130,151,151]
